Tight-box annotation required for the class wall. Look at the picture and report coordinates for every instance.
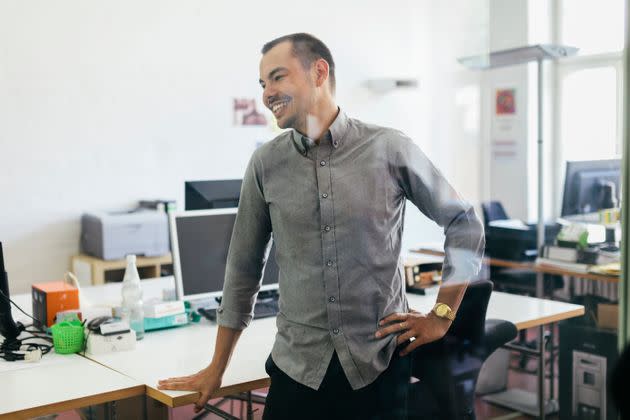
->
[0,0,488,293]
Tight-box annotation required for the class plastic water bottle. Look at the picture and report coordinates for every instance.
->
[121,254,144,340]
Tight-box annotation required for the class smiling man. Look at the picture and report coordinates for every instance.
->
[158,33,485,420]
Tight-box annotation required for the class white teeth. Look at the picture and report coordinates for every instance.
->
[271,101,288,114]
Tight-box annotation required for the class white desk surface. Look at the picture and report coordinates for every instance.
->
[5,277,585,408]
[0,354,144,420]
[1,290,144,419]
[66,277,584,407]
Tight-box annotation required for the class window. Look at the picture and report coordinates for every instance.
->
[553,0,624,213]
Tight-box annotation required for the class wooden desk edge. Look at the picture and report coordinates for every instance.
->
[411,249,619,283]
[147,378,271,407]
[0,384,145,420]
[514,307,585,330]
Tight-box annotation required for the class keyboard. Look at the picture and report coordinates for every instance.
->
[253,298,279,319]
[197,298,279,322]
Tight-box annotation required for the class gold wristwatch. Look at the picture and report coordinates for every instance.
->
[431,302,455,321]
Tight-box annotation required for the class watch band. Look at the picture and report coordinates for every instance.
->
[432,302,456,321]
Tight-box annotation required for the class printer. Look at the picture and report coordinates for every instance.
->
[485,219,561,261]
[81,209,170,260]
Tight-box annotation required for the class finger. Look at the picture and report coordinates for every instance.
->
[379,312,408,326]
[158,378,193,387]
[396,329,418,345]
[158,375,194,384]
[194,392,211,414]
[375,321,409,338]
[157,380,196,391]
[400,337,424,356]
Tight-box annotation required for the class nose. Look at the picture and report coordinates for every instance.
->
[263,86,276,107]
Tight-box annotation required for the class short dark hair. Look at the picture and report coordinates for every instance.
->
[262,33,336,94]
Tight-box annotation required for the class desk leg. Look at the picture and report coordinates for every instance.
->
[536,272,544,298]
[549,322,555,402]
[538,325,545,420]
[145,396,170,420]
[247,391,254,420]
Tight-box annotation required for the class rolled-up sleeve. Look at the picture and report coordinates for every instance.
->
[216,150,272,330]
[389,132,485,283]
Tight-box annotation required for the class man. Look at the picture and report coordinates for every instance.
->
[158,33,484,419]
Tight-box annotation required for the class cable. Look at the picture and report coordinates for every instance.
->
[0,290,53,362]
[0,288,43,325]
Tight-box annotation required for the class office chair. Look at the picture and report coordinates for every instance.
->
[481,201,509,225]
[407,280,518,420]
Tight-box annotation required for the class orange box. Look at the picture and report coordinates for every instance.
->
[32,282,80,327]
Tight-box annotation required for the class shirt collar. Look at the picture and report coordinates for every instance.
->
[291,107,349,155]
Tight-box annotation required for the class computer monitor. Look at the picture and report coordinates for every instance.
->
[561,159,621,217]
[0,242,21,340]
[185,179,242,210]
[170,208,278,300]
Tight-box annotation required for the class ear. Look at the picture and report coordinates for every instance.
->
[313,58,330,88]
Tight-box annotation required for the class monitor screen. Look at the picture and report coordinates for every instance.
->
[561,159,621,217]
[185,179,242,210]
[170,208,278,300]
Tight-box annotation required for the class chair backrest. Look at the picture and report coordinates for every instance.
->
[481,201,509,227]
[446,279,493,346]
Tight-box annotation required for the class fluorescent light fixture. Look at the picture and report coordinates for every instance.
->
[458,44,578,70]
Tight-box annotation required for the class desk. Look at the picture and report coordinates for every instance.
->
[4,277,584,419]
[413,246,619,283]
[0,308,144,419]
[81,277,583,420]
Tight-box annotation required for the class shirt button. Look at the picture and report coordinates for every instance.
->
[321,193,328,199]
[326,260,334,267]
[328,296,336,303]
[324,225,331,232]
[217,308,224,314]
[333,141,339,147]
[320,160,326,166]
[333,328,340,335]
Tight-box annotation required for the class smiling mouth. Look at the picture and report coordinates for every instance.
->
[270,100,290,117]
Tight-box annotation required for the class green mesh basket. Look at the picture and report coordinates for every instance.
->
[51,320,85,354]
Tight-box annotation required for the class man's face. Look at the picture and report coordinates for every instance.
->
[259,41,316,132]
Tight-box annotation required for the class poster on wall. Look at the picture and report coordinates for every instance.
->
[233,98,267,126]
[495,89,516,115]
[492,88,518,161]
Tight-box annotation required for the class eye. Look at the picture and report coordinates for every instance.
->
[274,75,285,82]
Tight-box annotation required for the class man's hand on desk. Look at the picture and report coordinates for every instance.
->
[157,366,222,413]
[374,309,451,357]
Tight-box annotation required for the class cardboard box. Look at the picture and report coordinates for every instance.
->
[597,303,618,330]
[32,281,80,327]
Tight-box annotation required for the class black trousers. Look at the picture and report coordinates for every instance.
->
[262,350,411,420]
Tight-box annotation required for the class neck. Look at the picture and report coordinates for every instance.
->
[300,99,338,142]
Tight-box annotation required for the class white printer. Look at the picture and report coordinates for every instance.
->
[81,209,170,260]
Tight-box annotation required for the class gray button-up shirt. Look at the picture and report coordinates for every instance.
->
[216,109,485,390]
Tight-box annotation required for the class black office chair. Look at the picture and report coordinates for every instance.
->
[481,201,509,226]
[407,280,518,420]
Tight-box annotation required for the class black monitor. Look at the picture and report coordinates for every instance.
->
[561,159,621,217]
[185,180,242,210]
[0,242,21,340]
[169,209,278,300]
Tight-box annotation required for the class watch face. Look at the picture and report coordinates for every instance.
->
[436,305,447,316]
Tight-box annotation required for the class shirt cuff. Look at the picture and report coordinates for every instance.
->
[215,305,253,330]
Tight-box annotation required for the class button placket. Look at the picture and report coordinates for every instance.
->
[316,138,341,339]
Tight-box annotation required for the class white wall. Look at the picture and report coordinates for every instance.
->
[1,0,488,293]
